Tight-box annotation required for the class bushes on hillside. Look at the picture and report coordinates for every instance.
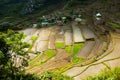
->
[85,67,120,80]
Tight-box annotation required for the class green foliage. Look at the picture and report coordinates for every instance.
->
[0,29,31,79]
[85,67,120,80]
[28,50,56,69]
[40,71,74,80]
[55,42,65,48]
[0,73,41,80]
[29,53,41,65]
[28,35,38,52]
[0,51,4,59]
[72,57,84,63]
[5,30,29,55]
[65,46,73,53]
[72,43,84,57]
[56,64,73,73]
[0,29,29,56]
[45,50,56,58]
[31,35,38,41]
[108,22,120,28]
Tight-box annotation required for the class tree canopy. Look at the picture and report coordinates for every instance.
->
[0,30,30,79]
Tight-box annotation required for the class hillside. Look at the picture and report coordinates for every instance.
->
[0,0,67,17]
[0,0,120,30]
[0,0,120,80]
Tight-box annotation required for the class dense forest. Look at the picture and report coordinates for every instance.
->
[0,0,67,17]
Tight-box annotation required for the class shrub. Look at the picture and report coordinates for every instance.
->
[31,36,38,41]
[85,67,120,80]
[40,71,74,80]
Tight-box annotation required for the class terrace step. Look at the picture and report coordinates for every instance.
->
[21,28,37,36]
[74,33,120,80]
[80,25,96,40]
[77,41,95,58]
[48,32,56,49]
[95,41,107,57]
[38,29,51,41]
[36,41,48,52]
[55,27,65,44]
[20,28,38,43]
[87,40,107,59]
[64,30,73,46]
[74,63,106,80]
[27,49,70,75]
[63,66,87,77]
[62,25,72,30]
[31,28,51,52]
[94,25,106,35]
[72,23,85,43]
[87,39,101,59]
[55,34,64,43]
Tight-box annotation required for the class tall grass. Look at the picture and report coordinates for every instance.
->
[40,71,74,80]
[85,67,120,80]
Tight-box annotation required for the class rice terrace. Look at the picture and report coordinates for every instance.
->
[0,0,120,80]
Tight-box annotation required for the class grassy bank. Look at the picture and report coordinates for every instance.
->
[85,67,120,80]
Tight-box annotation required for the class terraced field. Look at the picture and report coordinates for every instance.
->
[20,22,120,80]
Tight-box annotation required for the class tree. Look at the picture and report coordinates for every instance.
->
[0,29,30,79]
[0,29,73,80]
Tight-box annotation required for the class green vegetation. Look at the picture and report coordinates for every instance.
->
[72,57,84,63]
[31,35,38,41]
[56,64,73,73]
[28,35,38,52]
[65,46,73,53]
[85,67,120,80]
[72,43,85,57]
[0,30,34,80]
[45,50,56,58]
[108,22,120,28]
[65,43,85,63]
[40,71,74,80]
[29,53,41,65]
[55,42,65,48]
[27,50,56,70]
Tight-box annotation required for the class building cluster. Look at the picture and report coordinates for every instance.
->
[38,12,83,27]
